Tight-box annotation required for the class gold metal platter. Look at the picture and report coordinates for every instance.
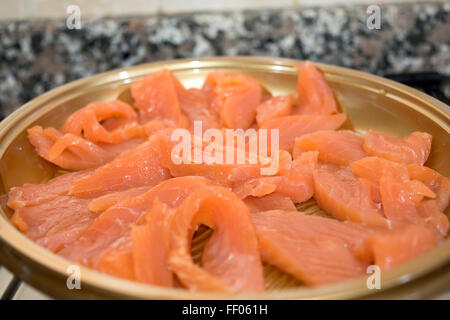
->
[0,57,448,299]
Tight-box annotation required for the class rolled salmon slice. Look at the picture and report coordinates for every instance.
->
[313,163,391,228]
[28,126,111,171]
[61,100,141,144]
[363,224,438,270]
[251,210,369,285]
[60,177,212,271]
[293,130,366,165]
[260,114,346,152]
[294,61,338,115]
[363,130,432,165]
[28,126,144,171]
[169,187,265,292]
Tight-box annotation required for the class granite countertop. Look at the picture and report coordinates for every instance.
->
[0,2,449,118]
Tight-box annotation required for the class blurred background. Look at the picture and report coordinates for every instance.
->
[0,0,449,119]
[0,0,449,300]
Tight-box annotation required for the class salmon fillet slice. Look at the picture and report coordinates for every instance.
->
[363,130,432,165]
[351,156,435,203]
[7,169,92,209]
[243,193,296,213]
[294,61,338,115]
[69,139,170,195]
[131,68,189,127]
[260,114,346,152]
[256,95,294,126]
[169,187,265,292]
[379,167,447,238]
[10,195,98,252]
[293,130,366,165]
[233,151,318,203]
[28,126,144,171]
[60,177,212,267]
[88,186,152,213]
[130,200,176,287]
[202,71,262,129]
[251,210,369,285]
[417,200,449,239]
[363,224,438,270]
[313,163,391,228]
[96,238,135,281]
[407,164,450,212]
[28,126,110,171]
[152,130,263,186]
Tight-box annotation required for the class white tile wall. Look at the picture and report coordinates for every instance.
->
[0,0,433,20]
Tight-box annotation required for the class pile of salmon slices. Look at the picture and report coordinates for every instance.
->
[7,61,449,292]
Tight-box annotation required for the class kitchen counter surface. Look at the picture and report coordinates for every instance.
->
[0,1,449,117]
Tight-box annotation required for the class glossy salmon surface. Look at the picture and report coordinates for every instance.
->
[7,62,449,292]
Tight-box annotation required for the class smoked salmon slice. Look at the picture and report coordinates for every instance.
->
[351,156,434,203]
[363,224,438,270]
[151,130,263,186]
[243,193,296,213]
[363,130,432,165]
[130,68,189,127]
[131,200,175,287]
[202,71,262,129]
[293,130,366,165]
[294,61,338,115]
[417,200,449,239]
[88,186,152,212]
[10,195,98,252]
[351,156,447,237]
[61,101,143,144]
[313,163,391,228]
[60,177,212,269]
[7,169,92,209]
[96,238,135,281]
[69,139,170,195]
[28,126,144,171]
[407,164,450,212]
[256,95,294,126]
[260,114,346,152]
[379,167,447,238]
[233,151,317,204]
[169,186,265,292]
[7,63,450,292]
[251,210,369,285]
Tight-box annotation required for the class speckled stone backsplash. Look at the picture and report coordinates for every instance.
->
[0,2,449,118]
